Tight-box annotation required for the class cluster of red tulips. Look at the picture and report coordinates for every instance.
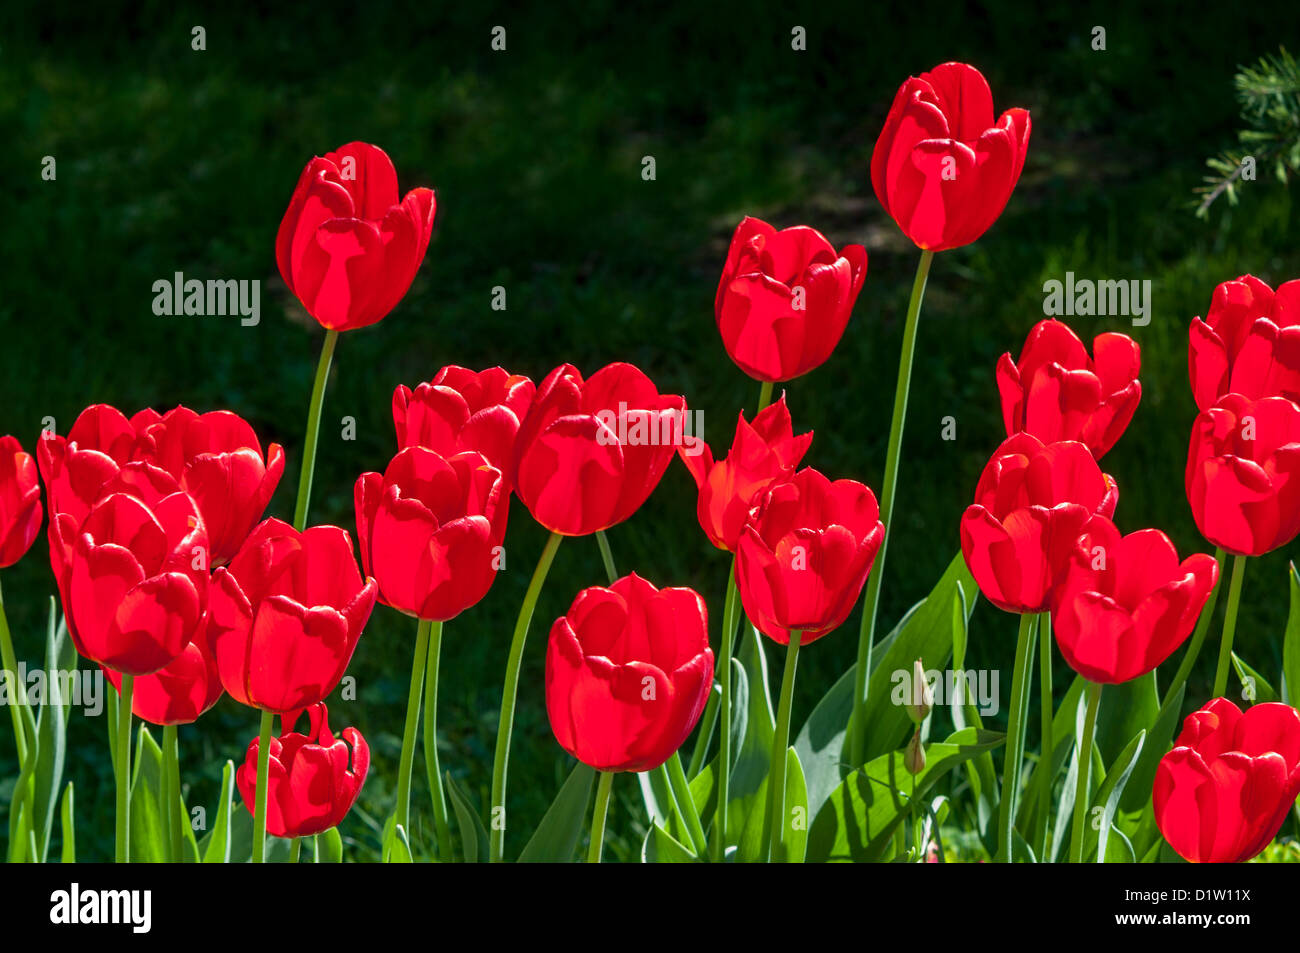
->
[1,62,1298,864]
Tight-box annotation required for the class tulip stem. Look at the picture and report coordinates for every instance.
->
[0,578,30,766]
[1069,681,1103,862]
[765,629,802,862]
[490,531,564,863]
[756,380,774,413]
[114,675,134,863]
[1034,611,1053,860]
[588,771,615,863]
[1211,554,1248,698]
[1161,547,1226,709]
[252,709,273,863]
[393,617,431,858]
[162,724,184,862]
[423,619,452,862]
[665,748,708,855]
[595,530,619,583]
[292,327,339,532]
[712,562,740,861]
[850,249,934,768]
[686,683,720,779]
[289,838,301,863]
[996,611,1037,862]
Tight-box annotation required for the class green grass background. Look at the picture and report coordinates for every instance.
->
[2,0,1299,860]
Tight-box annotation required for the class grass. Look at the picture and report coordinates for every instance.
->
[1,0,1298,860]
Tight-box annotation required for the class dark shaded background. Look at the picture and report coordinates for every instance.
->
[2,0,1299,860]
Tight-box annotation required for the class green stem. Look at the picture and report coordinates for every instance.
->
[423,619,452,862]
[252,709,273,863]
[0,578,29,765]
[1211,554,1248,698]
[393,618,431,856]
[712,563,740,860]
[289,838,302,863]
[665,748,707,855]
[766,630,802,862]
[489,531,564,863]
[115,675,134,863]
[687,684,720,778]
[588,771,615,863]
[1069,681,1103,863]
[1161,547,1226,708]
[595,529,619,583]
[292,328,339,531]
[756,380,774,413]
[1034,611,1053,860]
[996,611,1037,862]
[850,249,934,767]
[162,723,184,862]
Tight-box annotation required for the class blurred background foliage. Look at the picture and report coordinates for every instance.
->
[1,0,1299,860]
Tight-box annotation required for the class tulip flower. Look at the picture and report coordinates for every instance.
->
[996,319,1141,459]
[354,448,508,621]
[512,363,686,536]
[735,467,885,645]
[48,463,209,676]
[208,518,377,713]
[0,435,42,568]
[1185,393,1300,557]
[275,141,436,332]
[392,365,535,477]
[678,394,812,551]
[236,703,370,838]
[545,573,714,773]
[960,435,1118,614]
[103,614,223,726]
[1154,698,1300,863]
[1051,517,1219,684]
[871,61,1031,252]
[38,404,145,526]
[714,217,867,383]
[1189,275,1300,411]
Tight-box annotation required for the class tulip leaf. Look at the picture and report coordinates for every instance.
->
[1121,682,1185,814]
[316,826,343,863]
[519,761,595,862]
[777,747,808,863]
[128,727,169,862]
[9,799,29,863]
[445,772,490,863]
[806,728,1004,862]
[1283,563,1300,705]
[225,803,292,862]
[1018,675,1085,838]
[1231,653,1279,704]
[1086,729,1145,862]
[387,824,414,863]
[200,760,236,863]
[1095,671,1157,767]
[59,783,74,863]
[640,822,697,862]
[636,763,673,828]
[724,624,776,848]
[793,662,856,819]
[28,601,73,862]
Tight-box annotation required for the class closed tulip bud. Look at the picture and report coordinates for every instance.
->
[0,435,42,569]
[275,142,436,332]
[907,659,933,724]
[1189,275,1300,411]
[905,730,926,776]
[236,703,369,839]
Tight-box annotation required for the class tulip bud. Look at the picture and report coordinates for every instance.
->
[905,730,926,776]
[907,659,933,724]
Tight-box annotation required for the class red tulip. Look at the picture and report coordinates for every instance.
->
[714,217,867,383]
[1051,517,1218,684]
[735,467,885,645]
[275,141,436,332]
[208,518,377,713]
[871,62,1031,252]
[354,448,508,621]
[38,404,283,565]
[512,363,686,536]
[392,365,535,475]
[0,435,42,568]
[236,703,369,838]
[996,319,1141,459]
[679,394,812,551]
[1189,275,1300,411]
[960,435,1118,613]
[48,463,208,676]
[545,573,713,772]
[1154,698,1300,863]
[103,613,223,725]
[1185,393,1300,556]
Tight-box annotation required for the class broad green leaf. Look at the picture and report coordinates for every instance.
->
[387,824,414,863]
[724,625,776,848]
[640,822,697,862]
[1088,730,1145,862]
[518,761,595,862]
[636,763,673,827]
[1283,563,1300,705]
[1231,653,1279,704]
[129,727,168,863]
[807,728,1004,862]
[316,826,343,863]
[59,783,75,863]
[778,747,808,863]
[793,662,855,819]
[31,605,74,861]
[445,772,490,863]
[200,760,236,863]
[1095,672,1157,766]
[1122,683,1185,813]
[225,804,292,862]
[1104,826,1136,862]
[10,799,29,863]
[1018,675,1085,835]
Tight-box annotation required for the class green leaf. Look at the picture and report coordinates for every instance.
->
[30,606,74,862]
[807,728,1005,862]
[387,824,414,863]
[445,772,490,863]
[1283,563,1300,705]
[724,625,776,848]
[1088,730,1146,862]
[778,747,808,863]
[225,802,292,863]
[1018,675,1085,834]
[315,826,343,863]
[200,760,236,863]
[1232,653,1279,704]
[793,662,855,819]
[1095,672,1157,766]
[59,783,75,863]
[129,727,168,863]
[518,761,595,862]
[1122,683,1185,814]
[640,822,697,862]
